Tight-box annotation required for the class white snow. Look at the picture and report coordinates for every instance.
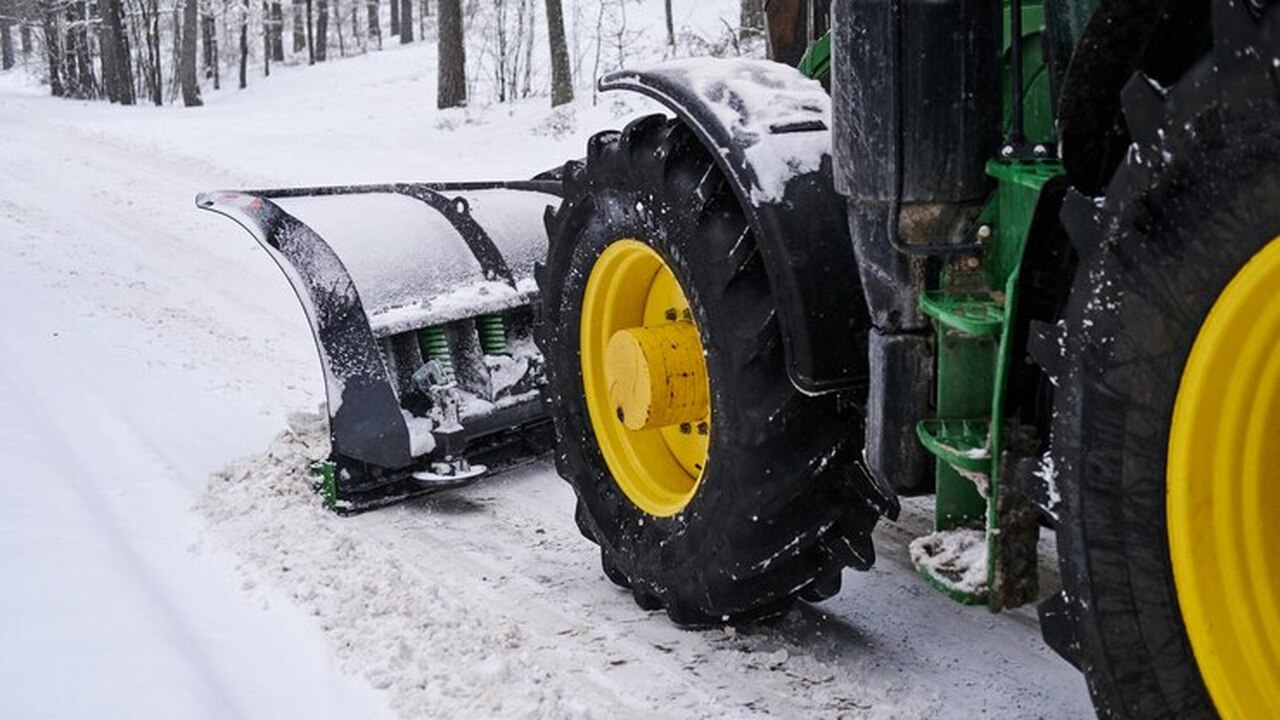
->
[400,409,436,457]
[909,528,991,595]
[0,6,1090,718]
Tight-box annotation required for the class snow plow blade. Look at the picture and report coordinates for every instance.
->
[196,180,560,512]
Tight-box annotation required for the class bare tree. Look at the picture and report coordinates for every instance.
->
[545,0,571,106]
[388,0,396,36]
[202,11,220,88]
[436,0,463,108]
[262,0,271,74]
[0,0,14,70]
[305,0,313,63]
[365,0,378,47]
[63,0,98,97]
[238,0,248,87]
[40,0,63,95]
[100,0,135,102]
[139,0,163,103]
[270,1,283,58]
[664,0,673,49]
[332,0,343,55]
[739,0,762,40]
[397,0,410,43]
[314,0,326,58]
[291,0,304,52]
[180,0,201,103]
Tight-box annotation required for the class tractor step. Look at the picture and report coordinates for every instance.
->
[919,292,1005,337]
[916,418,992,475]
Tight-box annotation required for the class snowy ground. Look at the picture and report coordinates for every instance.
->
[0,24,1090,720]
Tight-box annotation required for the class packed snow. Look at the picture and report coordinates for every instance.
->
[0,5,1090,718]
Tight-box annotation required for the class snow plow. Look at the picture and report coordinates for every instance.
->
[202,0,1280,717]
[196,181,560,510]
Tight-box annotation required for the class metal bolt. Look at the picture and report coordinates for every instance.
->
[965,257,981,270]
[976,224,993,241]
[696,421,709,435]
[664,308,678,321]
[1033,144,1048,157]
[679,422,692,434]
[1000,145,1014,158]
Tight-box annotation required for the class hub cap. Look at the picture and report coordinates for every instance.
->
[1168,236,1280,718]
[581,240,711,517]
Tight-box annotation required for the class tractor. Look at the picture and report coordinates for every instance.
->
[199,0,1280,716]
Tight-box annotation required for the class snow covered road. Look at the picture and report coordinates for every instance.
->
[0,43,1090,719]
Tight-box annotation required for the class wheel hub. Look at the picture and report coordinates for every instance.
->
[580,239,711,517]
[605,323,708,431]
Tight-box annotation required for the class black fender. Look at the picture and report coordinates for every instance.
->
[599,59,866,394]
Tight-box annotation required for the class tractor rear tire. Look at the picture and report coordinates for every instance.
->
[1049,5,1280,717]
[536,114,879,625]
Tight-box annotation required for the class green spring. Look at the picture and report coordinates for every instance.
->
[417,326,456,381]
[476,314,509,356]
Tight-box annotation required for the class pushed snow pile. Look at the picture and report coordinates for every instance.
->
[198,415,939,718]
[908,529,989,595]
[198,414,584,719]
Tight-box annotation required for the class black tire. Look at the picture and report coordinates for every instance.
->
[536,114,879,625]
[1049,5,1280,717]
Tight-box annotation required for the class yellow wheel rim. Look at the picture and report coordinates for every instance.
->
[581,240,711,517]
[1168,236,1280,719]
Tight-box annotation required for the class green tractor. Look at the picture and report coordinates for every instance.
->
[201,0,1280,716]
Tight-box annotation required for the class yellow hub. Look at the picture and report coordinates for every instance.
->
[581,240,711,517]
[605,323,709,431]
[1168,236,1280,718]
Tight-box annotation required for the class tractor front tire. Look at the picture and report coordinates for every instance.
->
[537,115,878,625]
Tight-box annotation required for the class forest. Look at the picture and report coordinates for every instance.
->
[0,0,767,108]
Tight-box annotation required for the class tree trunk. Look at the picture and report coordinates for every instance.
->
[664,0,674,48]
[180,0,202,104]
[397,0,410,43]
[142,0,162,104]
[544,0,571,106]
[202,12,220,88]
[41,0,63,96]
[271,2,283,59]
[64,0,98,98]
[366,0,379,47]
[435,0,463,108]
[0,4,14,71]
[332,0,343,56]
[238,0,248,87]
[740,0,763,40]
[305,0,314,63]
[100,0,136,103]
[262,0,271,75]
[21,21,32,57]
[292,0,305,52]
[314,0,327,59]
[389,0,397,36]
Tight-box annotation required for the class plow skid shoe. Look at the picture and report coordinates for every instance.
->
[197,180,560,509]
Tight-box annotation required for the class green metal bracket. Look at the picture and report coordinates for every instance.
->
[312,460,338,510]
[913,158,1064,609]
[798,31,832,88]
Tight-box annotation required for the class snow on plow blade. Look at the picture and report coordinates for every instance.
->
[196,180,560,510]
